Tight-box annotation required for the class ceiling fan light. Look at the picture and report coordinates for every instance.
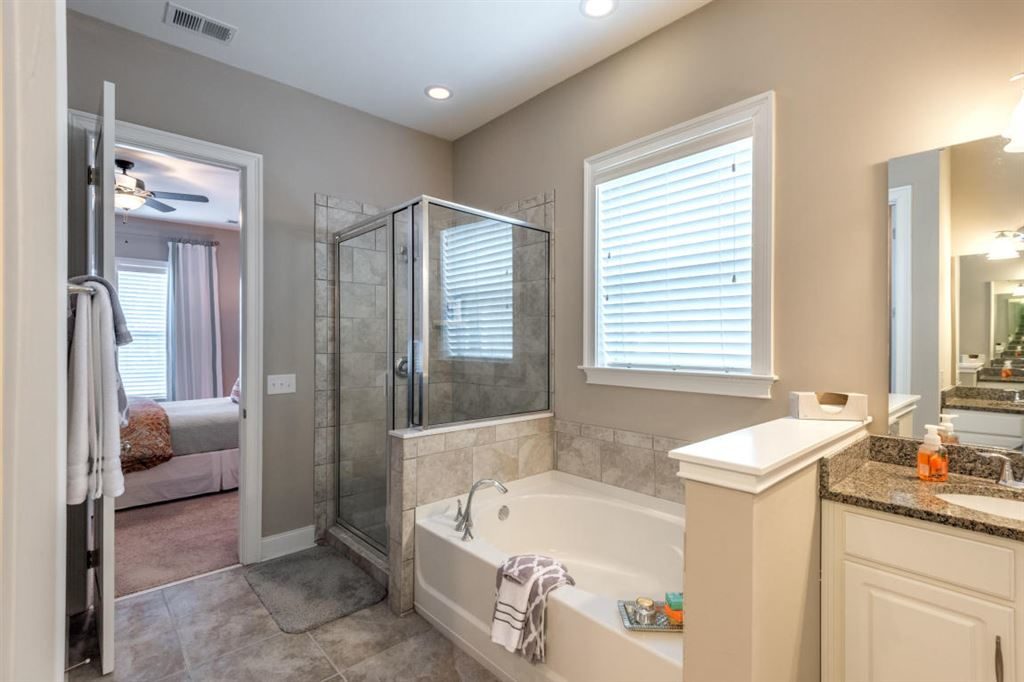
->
[987,231,1020,260]
[115,192,146,211]
[115,173,137,192]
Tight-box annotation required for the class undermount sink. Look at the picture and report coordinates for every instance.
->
[935,493,1024,521]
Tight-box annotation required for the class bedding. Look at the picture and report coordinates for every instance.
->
[117,396,240,508]
[162,397,240,456]
[120,397,174,474]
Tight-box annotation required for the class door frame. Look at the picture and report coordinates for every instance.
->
[889,184,913,394]
[0,2,69,679]
[70,110,265,564]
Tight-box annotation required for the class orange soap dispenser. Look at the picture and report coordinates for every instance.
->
[917,424,949,483]
[939,414,960,445]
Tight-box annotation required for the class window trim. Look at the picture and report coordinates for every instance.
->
[580,91,776,399]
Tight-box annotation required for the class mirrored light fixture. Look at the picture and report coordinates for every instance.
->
[1013,282,1024,297]
[1003,72,1024,153]
[987,230,1020,260]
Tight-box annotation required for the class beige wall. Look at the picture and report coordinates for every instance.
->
[67,11,453,536]
[951,135,1024,257]
[115,216,242,397]
[452,0,1024,440]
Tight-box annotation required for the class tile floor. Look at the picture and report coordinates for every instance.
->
[68,567,497,682]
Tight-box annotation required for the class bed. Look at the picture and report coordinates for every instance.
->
[116,397,241,509]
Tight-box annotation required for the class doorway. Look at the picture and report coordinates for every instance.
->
[111,145,244,596]
[66,100,264,675]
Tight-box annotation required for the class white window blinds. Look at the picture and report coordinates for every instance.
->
[116,258,169,400]
[441,220,514,360]
[595,136,753,373]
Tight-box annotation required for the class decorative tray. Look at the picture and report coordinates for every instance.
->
[617,600,683,633]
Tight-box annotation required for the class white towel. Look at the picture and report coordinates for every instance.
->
[491,565,534,653]
[89,284,124,499]
[67,292,92,505]
[67,284,124,504]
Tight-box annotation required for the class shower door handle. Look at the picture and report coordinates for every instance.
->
[395,356,409,378]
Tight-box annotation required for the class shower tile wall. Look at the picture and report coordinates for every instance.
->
[491,191,556,419]
[313,193,379,538]
[387,413,554,615]
[426,192,555,425]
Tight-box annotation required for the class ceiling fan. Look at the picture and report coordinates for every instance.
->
[113,159,209,213]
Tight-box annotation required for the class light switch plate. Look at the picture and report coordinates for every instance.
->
[266,373,296,395]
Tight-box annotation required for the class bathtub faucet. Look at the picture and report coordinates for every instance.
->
[454,478,509,542]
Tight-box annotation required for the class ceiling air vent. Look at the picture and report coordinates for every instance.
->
[163,2,237,45]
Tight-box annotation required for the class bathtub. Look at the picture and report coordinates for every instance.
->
[414,471,684,682]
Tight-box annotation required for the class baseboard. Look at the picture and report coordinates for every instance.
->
[260,525,315,561]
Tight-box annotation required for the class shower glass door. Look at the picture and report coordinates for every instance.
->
[336,216,395,553]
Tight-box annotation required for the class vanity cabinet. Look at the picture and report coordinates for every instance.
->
[822,502,1023,681]
[944,408,1024,450]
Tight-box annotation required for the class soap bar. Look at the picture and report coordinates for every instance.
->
[665,592,683,611]
[663,603,684,625]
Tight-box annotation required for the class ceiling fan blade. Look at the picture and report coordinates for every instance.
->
[149,190,209,203]
[145,198,177,213]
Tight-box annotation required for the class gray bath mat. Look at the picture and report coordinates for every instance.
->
[245,545,386,633]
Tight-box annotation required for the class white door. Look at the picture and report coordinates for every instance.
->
[845,561,1013,682]
[91,80,117,676]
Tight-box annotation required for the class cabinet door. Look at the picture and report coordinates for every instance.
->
[845,561,1013,682]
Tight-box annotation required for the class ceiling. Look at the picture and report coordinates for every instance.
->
[67,0,709,140]
[115,145,241,228]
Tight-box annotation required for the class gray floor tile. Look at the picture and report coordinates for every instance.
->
[68,592,187,682]
[188,633,337,682]
[162,568,281,668]
[310,602,431,670]
[343,629,497,682]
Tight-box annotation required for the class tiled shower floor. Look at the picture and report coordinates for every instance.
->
[67,566,497,682]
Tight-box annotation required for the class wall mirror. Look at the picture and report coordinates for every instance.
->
[889,135,1024,447]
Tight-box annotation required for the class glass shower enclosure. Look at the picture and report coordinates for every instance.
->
[333,197,550,554]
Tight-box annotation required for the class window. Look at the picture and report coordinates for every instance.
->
[582,92,775,398]
[116,257,169,400]
[441,219,514,360]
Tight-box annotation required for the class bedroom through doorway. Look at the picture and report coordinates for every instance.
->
[112,145,243,596]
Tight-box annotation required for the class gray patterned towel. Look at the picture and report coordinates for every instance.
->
[491,554,575,663]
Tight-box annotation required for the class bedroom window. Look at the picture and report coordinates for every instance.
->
[581,92,776,398]
[440,219,514,360]
[116,257,170,400]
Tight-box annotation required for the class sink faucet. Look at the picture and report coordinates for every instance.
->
[454,478,508,541]
[979,452,1024,489]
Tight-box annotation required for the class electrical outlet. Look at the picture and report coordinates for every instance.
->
[266,373,296,395]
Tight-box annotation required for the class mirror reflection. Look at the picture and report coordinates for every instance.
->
[889,136,1024,447]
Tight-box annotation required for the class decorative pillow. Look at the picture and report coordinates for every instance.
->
[230,377,241,404]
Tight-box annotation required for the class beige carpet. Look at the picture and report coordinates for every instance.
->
[115,491,238,596]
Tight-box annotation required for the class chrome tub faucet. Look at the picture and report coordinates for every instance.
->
[455,478,508,541]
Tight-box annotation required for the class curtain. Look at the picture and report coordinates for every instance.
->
[167,241,223,400]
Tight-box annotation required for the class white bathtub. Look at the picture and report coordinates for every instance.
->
[414,471,684,682]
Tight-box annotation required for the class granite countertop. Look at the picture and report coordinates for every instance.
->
[976,373,1024,384]
[824,461,1024,541]
[821,435,1024,542]
[943,396,1024,415]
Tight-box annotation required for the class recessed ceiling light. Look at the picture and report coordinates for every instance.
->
[581,0,616,18]
[425,86,452,101]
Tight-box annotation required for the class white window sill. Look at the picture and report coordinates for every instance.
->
[579,365,777,399]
